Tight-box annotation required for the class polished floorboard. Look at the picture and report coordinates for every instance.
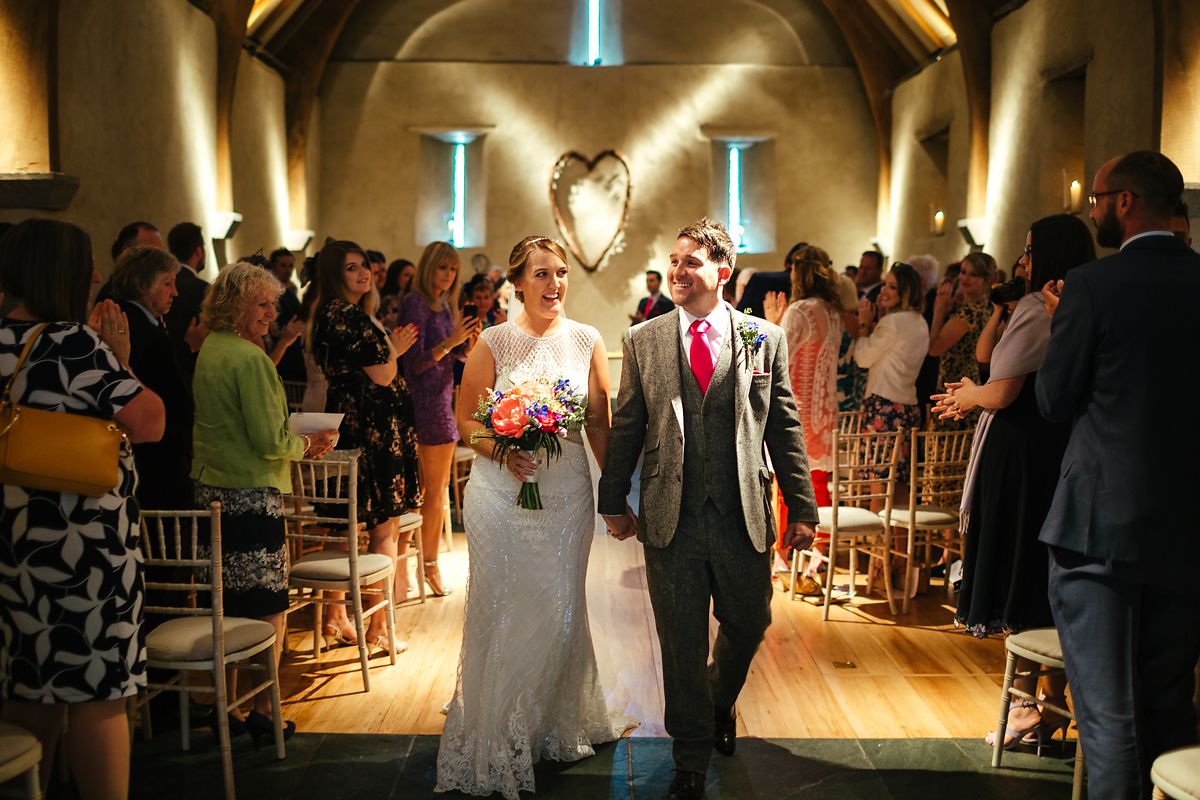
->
[127,529,1082,799]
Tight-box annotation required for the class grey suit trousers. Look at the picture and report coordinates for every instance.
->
[643,499,772,772]
[1048,546,1200,800]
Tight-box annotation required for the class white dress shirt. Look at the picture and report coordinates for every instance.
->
[853,310,929,405]
[677,302,731,370]
[1120,230,1174,250]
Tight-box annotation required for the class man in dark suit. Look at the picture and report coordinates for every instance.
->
[163,222,210,383]
[736,241,806,318]
[855,250,885,303]
[95,221,164,302]
[1037,151,1200,799]
[109,246,195,510]
[600,218,817,800]
[629,269,675,324]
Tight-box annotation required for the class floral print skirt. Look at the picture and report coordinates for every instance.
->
[862,393,921,487]
[195,483,289,618]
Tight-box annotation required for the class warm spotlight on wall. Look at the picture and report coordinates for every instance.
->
[1066,178,1083,214]
[931,207,946,236]
[209,210,243,240]
[285,229,314,252]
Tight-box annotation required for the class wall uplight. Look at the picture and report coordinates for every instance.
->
[931,208,946,236]
[727,145,746,252]
[1067,179,1083,214]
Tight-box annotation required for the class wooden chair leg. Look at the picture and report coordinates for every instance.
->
[178,671,188,751]
[902,525,916,615]
[312,591,323,660]
[992,650,1017,768]
[25,762,41,800]
[213,666,236,800]
[384,576,398,667]
[351,587,371,693]
[822,532,837,621]
[1072,738,1085,800]
[881,533,897,615]
[789,547,801,601]
[265,645,286,759]
[413,524,427,603]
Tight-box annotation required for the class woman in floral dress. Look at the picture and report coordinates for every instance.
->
[311,241,423,647]
[928,251,995,429]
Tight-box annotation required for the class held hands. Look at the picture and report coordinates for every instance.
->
[762,291,788,325]
[782,522,816,552]
[88,300,132,366]
[1041,279,1064,317]
[388,323,418,358]
[603,504,639,541]
[304,429,339,459]
[505,449,540,481]
[930,378,978,420]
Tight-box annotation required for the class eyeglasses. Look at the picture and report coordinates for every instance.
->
[1087,188,1140,207]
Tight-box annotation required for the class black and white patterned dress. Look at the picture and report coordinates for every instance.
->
[0,319,147,703]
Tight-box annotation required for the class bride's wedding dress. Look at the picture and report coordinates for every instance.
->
[436,319,630,799]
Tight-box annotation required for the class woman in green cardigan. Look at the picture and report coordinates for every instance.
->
[192,262,337,741]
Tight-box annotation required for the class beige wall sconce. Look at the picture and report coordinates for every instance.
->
[931,207,946,236]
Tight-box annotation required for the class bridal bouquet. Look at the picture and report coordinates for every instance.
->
[471,377,588,509]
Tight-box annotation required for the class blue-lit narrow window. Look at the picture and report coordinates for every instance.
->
[588,0,602,65]
[727,145,746,252]
[450,143,466,248]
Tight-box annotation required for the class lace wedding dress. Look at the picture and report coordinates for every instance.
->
[436,319,630,799]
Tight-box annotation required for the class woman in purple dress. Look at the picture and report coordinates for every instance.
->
[398,242,481,596]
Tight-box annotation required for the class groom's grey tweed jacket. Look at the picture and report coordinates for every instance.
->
[598,305,818,553]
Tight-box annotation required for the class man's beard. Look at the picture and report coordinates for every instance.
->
[1094,205,1124,249]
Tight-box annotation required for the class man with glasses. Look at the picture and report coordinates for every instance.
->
[1038,151,1200,798]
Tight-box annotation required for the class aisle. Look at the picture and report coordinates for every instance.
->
[277,531,1012,740]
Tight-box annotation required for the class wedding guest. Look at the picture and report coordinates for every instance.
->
[192,262,337,740]
[855,251,885,301]
[853,262,928,483]
[299,283,327,412]
[740,242,806,318]
[1172,200,1192,247]
[312,241,423,635]
[1038,152,1200,796]
[933,214,1094,750]
[630,269,674,323]
[380,258,415,328]
[270,247,306,383]
[763,246,844,592]
[367,249,388,292]
[109,246,194,510]
[928,251,995,429]
[164,222,210,384]
[398,242,481,597]
[94,221,164,303]
[0,218,165,799]
[463,275,506,328]
[910,254,940,422]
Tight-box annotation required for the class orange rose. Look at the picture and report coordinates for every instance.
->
[491,395,531,437]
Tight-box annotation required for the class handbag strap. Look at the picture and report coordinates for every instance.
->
[1,323,51,406]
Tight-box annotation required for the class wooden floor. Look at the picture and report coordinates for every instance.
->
[278,531,1014,741]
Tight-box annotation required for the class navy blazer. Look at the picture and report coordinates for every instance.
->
[739,269,790,319]
[1037,234,1200,566]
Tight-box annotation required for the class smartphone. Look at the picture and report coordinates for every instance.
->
[462,303,479,320]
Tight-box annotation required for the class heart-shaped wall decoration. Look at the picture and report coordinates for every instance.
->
[549,150,632,272]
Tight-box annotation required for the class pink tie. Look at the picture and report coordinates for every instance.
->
[689,319,714,395]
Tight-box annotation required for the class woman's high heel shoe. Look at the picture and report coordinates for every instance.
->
[322,625,356,649]
[207,707,247,738]
[245,709,295,747]
[423,561,452,597]
[1028,717,1071,756]
[985,701,1042,750]
[368,633,408,656]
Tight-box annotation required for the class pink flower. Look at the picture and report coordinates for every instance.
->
[492,396,531,437]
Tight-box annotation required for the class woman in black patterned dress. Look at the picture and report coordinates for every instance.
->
[0,219,165,798]
[311,241,423,651]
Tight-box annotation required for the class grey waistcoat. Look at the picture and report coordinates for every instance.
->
[678,330,739,517]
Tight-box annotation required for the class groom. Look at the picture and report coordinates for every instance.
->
[599,218,818,800]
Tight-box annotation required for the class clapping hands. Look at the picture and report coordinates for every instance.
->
[389,323,419,358]
[88,300,131,366]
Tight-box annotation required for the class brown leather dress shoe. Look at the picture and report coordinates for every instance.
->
[714,705,737,756]
[666,770,706,800]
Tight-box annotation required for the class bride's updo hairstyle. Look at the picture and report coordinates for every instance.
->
[507,236,568,302]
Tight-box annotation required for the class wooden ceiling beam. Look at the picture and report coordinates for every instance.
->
[207,0,257,211]
[272,0,360,228]
[945,0,993,218]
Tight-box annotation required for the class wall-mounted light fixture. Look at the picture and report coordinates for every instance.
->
[1066,178,1083,214]
[209,210,243,240]
[957,216,987,251]
[285,229,314,253]
[931,207,946,236]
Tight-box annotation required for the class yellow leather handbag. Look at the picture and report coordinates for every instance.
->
[0,324,130,497]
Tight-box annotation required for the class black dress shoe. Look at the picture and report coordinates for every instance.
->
[714,705,737,756]
[666,770,706,800]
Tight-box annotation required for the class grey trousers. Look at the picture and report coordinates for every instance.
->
[1048,546,1200,800]
[643,500,772,772]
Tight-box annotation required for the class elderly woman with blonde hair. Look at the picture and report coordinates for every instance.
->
[192,262,337,741]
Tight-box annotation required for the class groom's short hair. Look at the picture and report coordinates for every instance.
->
[677,217,737,270]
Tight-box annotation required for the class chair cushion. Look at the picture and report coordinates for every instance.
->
[815,506,885,532]
[290,551,393,582]
[1005,627,1064,668]
[878,506,958,528]
[0,721,41,777]
[146,616,275,663]
[1152,745,1200,800]
[396,512,423,533]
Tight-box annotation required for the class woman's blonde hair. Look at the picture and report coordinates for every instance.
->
[788,245,842,309]
[506,236,568,302]
[413,241,462,311]
[201,262,283,333]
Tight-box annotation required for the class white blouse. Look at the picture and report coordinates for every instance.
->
[853,309,930,405]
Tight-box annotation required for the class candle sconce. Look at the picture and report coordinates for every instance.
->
[931,206,946,236]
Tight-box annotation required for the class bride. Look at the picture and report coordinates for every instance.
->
[436,236,631,798]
